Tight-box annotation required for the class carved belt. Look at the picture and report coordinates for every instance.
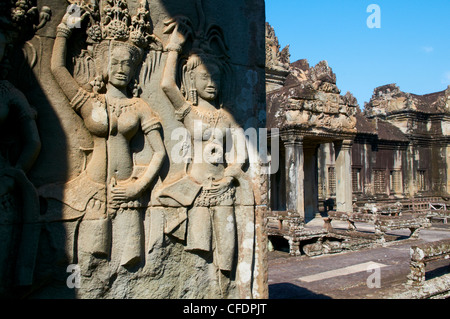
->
[194,185,235,207]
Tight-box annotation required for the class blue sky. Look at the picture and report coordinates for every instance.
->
[265,1,450,108]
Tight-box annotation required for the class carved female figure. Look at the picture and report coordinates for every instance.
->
[49,3,165,268]
[161,18,250,274]
[0,20,42,288]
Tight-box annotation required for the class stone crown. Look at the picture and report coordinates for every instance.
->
[86,0,151,49]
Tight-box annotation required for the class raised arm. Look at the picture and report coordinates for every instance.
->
[51,9,87,101]
[161,18,193,112]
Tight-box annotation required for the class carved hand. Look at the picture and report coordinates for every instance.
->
[210,176,234,191]
[110,180,144,203]
[60,4,89,30]
[163,16,193,49]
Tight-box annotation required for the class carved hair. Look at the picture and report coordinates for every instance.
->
[185,51,220,73]
[181,50,233,108]
[92,40,143,92]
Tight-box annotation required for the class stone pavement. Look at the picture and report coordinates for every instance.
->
[268,220,450,299]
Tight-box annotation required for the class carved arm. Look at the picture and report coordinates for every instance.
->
[161,19,193,114]
[161,48,188,111]
[50,24,80,102]
[110,129,165,202]
[223,115,247,179]
[51,7,89,101]
[138,129,166,192]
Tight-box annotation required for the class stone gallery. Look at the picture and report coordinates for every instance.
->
[0,0,267,298]
[266,22,450,258]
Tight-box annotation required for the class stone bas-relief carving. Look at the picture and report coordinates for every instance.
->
[46,0,166,274]
[154,9,255,293]
[1,0,266,299]
[365,83,450,117]
[0,0,51,294]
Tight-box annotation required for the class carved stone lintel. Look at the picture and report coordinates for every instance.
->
[280,130,303,145]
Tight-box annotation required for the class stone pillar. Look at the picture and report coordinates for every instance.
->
[334,140,353,213]
[304,144,319,220]
[282,135,305,220]
[391,146,404,196]
[406,144,416,197]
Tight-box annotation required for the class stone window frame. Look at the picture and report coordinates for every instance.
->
[327,166,336,196]
[389,169,403,194]
[417,169,427,192]
[373,169,387,194]
[352,166,362,193]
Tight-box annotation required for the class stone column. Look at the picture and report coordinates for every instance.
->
[406,144,416,197]
[334,140,353,213]
[303,144,319,220]
[282,135,305,220]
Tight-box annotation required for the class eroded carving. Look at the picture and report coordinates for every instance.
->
[0,0,266,299]
[265,22,290,92]
[268,59,357,134]
[365,83,450,117]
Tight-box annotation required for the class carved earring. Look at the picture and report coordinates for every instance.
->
[132,79,141,97]
[90,76,105,94]
[190,74,198,105]
[190,88,198,106]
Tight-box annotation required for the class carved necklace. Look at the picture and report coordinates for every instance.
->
[191,106,225,127]
[106,96,139,118]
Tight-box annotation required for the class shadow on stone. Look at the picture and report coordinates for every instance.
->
[425,263,450,281]
[269,282,332,299]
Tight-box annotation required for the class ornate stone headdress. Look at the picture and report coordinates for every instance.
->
[89,0,152,64]
[69,0,161,94]
[0,0,51,39]
[0,0,51,79]
[171,0,233,108]
[86,0,153,47]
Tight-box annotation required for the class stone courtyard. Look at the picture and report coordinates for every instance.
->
[268,219,450,299]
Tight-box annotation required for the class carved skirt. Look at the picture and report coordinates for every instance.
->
[186,186,236,272]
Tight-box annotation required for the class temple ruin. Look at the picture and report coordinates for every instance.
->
[265,22,450,258]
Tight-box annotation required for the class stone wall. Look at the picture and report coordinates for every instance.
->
[266,23,450,217]
[365,84,450,198]
[0,0,267,299]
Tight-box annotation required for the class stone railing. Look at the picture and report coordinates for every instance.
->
[324,210,431,243]
[407,239,450,286]
[401,197,446,213]
[427,202,449,224]
[374,214,431,243]
[267,210,305,256]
